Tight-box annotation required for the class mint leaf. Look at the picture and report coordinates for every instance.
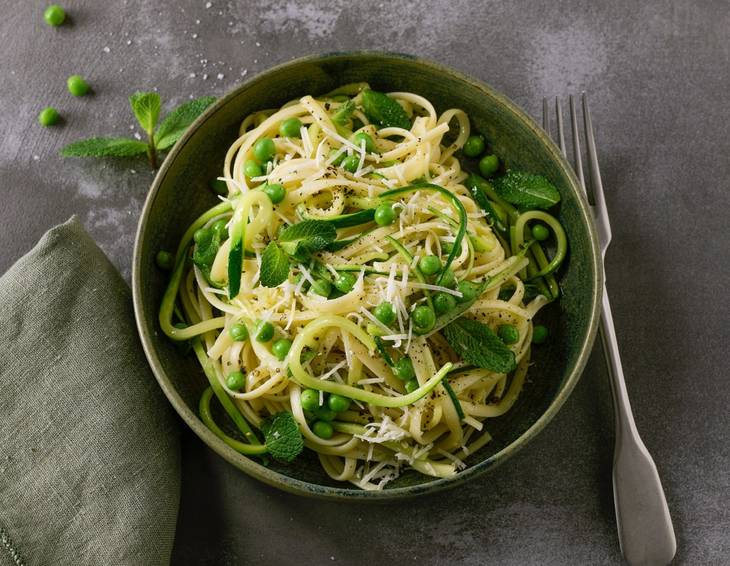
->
[60,137,149,157]
[154,96,217,150]
[443,317,516,373]
[260,242,290,287]
[261,411,304,463]
[492,170,561,210]
[192,228,222,285]
[278,220,336,259]
[361,89,411,130]
[331,99,355,126]
[129,92,161,136]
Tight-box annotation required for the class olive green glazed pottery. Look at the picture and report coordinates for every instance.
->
[132,52,602,500]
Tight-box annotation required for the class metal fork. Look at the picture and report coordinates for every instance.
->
[543,94,677,566]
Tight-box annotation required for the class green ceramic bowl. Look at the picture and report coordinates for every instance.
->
[133,52,602,500]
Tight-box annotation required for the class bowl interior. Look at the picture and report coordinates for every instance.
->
[133,53,600,499]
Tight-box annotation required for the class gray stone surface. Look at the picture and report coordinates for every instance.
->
[1,1,728,564]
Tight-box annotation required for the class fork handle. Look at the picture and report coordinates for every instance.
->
[600,286,677,566]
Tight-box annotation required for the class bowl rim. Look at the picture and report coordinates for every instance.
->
[132,50,603,500]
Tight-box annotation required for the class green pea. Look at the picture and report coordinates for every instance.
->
[373,302,396,326]
[405,379,419,393]
[209,179,228,195]
[66,75,90,96]
[244,159,262,178]
[263,183,286,204]
[433,292,457,315]
[463,135,485,157]
[334,272,356,293]
[253,137,275,162]
[412,305,436,333]
[418,255,441,276]
[327,394,351,413]
[342,154,360,173]
[44,4,66,26]
[272,339,292,361]
[229,323,249,341]
[211,219,228,240]
[329,148,346,166]
[38,107,60,126]
[393,357,415,381]
[531,223,550,241]
[532,325,549,344]
[255,320,275,342]
[193,227,211,245]
[312,420,334,439]
[498,324,520,345]
[439,268,456,289]
[226,371,245,391]
[352,132,375,153]
[457,280,479,303]
[374,203,396,226]
[300,389,321,411]
[315,406,336,422]
[311,278,332,298]
[279,117,302,138]
[155,250,173,270]
[479,154,500,177]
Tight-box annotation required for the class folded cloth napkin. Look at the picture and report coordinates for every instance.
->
[0,218,180,566]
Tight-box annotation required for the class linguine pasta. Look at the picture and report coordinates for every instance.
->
[159,84,566,490]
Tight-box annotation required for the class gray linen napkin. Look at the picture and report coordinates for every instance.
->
[0,218,180,566]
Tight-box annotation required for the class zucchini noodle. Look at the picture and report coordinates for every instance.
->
[158,84,567,490]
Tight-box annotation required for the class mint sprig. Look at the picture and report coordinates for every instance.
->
[154,97,216,149]
[443,317,516,373]
[129,92,161,137]
[59,137,149,157]
[60,92,216,168]
[259,220,337,288]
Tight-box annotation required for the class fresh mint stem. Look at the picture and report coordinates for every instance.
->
[147,131,158,169]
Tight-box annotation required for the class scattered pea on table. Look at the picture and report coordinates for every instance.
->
[67,75,90,96]
[38,107,60,127]
[44,4,66,26]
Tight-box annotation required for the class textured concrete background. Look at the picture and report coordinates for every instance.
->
[1,1,729,564]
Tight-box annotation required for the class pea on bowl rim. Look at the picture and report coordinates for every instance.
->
[132,51,603,501]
